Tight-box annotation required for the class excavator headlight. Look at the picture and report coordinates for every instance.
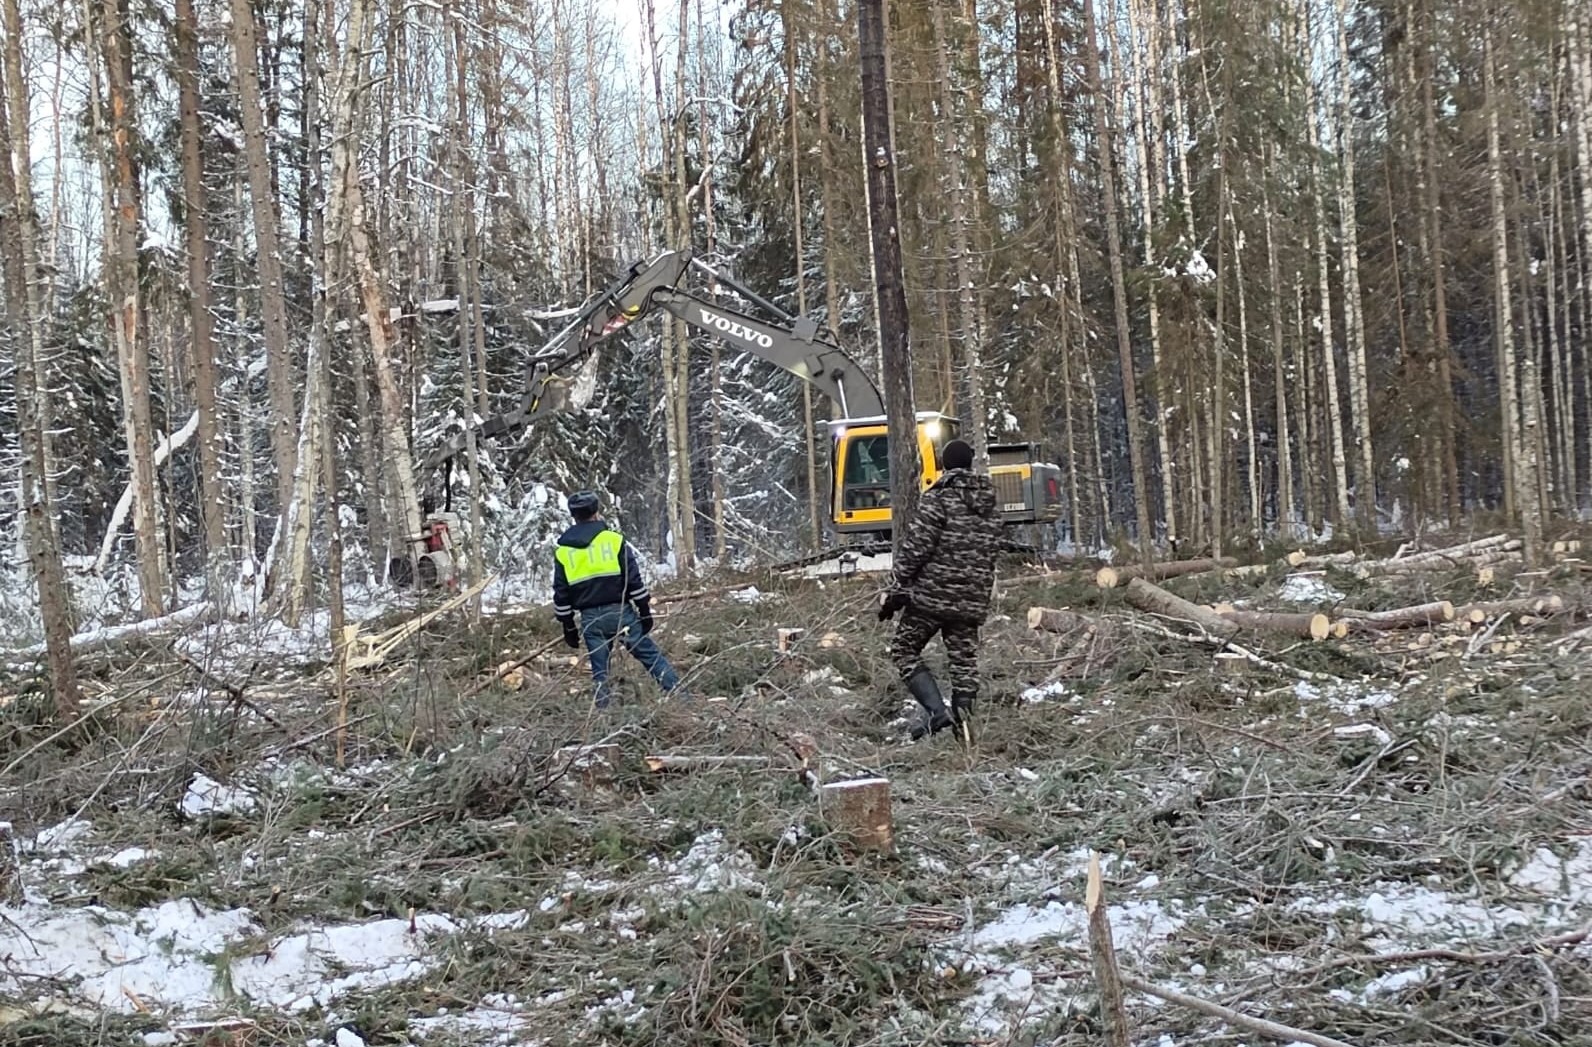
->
[923,419,943,441]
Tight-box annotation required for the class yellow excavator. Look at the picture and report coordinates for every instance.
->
[405,250,1061,583]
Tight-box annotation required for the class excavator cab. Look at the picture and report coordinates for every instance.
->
[829,413,958,536]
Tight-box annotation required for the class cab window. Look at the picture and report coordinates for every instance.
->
[842,435,891,509]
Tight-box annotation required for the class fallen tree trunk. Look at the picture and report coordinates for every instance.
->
[1096,556,1238,589]
[1217,609,1335,641]
[1226,550,1311,579]
[1394,533,1514,564]
[1120,973,1362,1047]
[1123,578,1239,639]
[1338,601,1455,630]
[1355,540,1522,577]
[1455,595,1566,624]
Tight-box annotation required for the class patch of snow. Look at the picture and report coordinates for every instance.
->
[730,586,767,604]
[1508,839,1592,903]
[334,1029,367,1047]
[796,551,893,579]
[180,774,258,818]
[1331,964,1430,1003]
[1020,681,1073,704]
[98,847,156,868]
[1294,679,1397,715]
[1278,574,1344,604]
[31,818,93,854]
[408,994,539,1044]
[653,830,761,895]
[955,894,1182,1038]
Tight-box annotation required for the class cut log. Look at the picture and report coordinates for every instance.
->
[1027,606,1097,634]
[776,627,805,653]
[1123,578,1239,639]
[1216,610,1334,641]
[819,777,893,853]
[643,754,773,773]
[1455,595,1565,621]
[1294,550,1359,568]
[1338,601,1455,630]
[1096,556,1239,589]
[1355,539,1522,577]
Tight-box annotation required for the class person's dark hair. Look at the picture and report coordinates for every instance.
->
[942,439,974,471]
[568,490,600,521]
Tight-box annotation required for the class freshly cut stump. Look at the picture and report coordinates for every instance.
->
[819,777,894,853]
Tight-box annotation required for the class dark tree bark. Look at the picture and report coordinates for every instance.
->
[0,49,82,717]
[858,0,920,544]
[174,0,227,600]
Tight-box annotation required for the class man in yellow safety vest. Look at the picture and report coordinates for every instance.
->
[553,490,685,708]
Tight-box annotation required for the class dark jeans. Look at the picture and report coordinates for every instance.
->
[579,604,682,707]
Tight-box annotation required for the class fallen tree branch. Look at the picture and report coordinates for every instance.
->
[1120,972,1363,1047]
[173,650,288,732]
[1292,921,1592,977]
[463,636,565,699]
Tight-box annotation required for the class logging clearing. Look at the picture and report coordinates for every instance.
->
[0,531,1589,1046]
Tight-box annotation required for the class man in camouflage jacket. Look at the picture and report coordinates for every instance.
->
[878,438,1003,741]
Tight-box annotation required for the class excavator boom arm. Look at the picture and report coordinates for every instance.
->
[420,250,882,483]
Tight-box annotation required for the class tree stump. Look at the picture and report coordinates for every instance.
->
[553,744,623,788]
[819,777,894,853]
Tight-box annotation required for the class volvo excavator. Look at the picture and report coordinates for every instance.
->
[398,250,1062,586]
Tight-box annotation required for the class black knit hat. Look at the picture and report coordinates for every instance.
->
[942,439,974,471]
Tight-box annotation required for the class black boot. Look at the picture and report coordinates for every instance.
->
[905,665,954,739]
[951,690,976,746]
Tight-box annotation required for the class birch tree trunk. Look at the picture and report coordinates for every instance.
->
[785,6,820,547]
[1572,8,1592,495]
[229,0,296,520]
[97,0,167,616]
[0,23,81,717]
[448,0,486,596]
[1263,163,1296,538]
[1082,0,1153,564]
[332,0,423,566]
[1334,0,1374,525]
[1484,21,1541,566]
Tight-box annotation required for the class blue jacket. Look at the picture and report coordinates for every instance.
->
[552,520,650,622]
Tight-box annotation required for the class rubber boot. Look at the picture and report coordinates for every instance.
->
[951,690,976,747]
[905,665,954,739]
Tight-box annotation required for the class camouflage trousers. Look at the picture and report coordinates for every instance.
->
[890,608,981,697]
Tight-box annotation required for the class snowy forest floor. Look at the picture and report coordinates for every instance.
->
[1,538,1591,1047]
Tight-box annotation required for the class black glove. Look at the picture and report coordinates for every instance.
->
[878,591,909,622]
[637,600,655,635]
[561,620,581,649]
